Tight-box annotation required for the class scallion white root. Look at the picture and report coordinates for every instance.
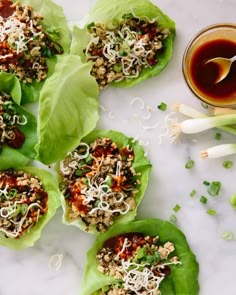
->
[172,102,207,118]
[200,143,236,159]
[213,107,236,116]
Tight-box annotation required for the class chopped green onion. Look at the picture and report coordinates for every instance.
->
[200,144,236,159]
[8,188,17,199]
[200,195,207,204]
[157,102,167,111]
[215,132,221,140]
[87,22,95,29]
[170,214,177,223]
[223,160,233,169]
[172,114,236,142]
[75,169,83,177]
[229,194,236,210]
[119,49,127,56]
[207,181,221,196]
[113,64,122,73]
[172,102,236,136]
[173,204,181,212]
[207,209,217,215]
[190,189,196,197]
[21,204,28,215]
[122,13,133,19]
[221,232,234,240]
[185,159,195,169]
[203,180,210,186]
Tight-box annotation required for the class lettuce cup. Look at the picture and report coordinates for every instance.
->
[1,0,71,103]
[81,219,199,295]
[71,0,176,89]
[0,73,37,169]
[58,130,152,234]
[0,166,61,249]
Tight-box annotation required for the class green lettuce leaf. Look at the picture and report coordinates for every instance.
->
[35,55,99,165]
[0,166,61,249]
[0,73,37,169]
[70,0,175,88]
[11,0,71,103]
[81,219,199,295]
[60,129,152,234]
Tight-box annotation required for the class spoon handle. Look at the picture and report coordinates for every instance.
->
[232,55,236,62]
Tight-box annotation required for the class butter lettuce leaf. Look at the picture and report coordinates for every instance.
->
[0,167,61,249]
[60,129,152,234]
[70,0,175,88]
[0,73,37,169]
[35,55,99,165]
[12,0,71,103]
[81,219,199,295]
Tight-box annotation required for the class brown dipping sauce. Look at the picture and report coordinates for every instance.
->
[190,39,236,105]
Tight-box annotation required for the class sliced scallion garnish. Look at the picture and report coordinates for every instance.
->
[157,102,167,111]
[207,209,216,215]
[190,189,196,197]
[223,160,233,169]
[222,232,234,240]
[200,195,207,204]
[173,204,181,212]
[207,181,221,196]
[185,159,195,169]
[229,194,236,210]
[215,132,221,140]
[170,214,177,223]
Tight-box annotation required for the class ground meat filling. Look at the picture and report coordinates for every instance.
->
[0,169,48,238]
[0,92,27,149]
[96,233,181,295]
[0,0,63,83]
[60,138,140,232]
[84,15,170,89]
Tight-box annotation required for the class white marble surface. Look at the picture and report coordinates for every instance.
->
[1,0,236,294]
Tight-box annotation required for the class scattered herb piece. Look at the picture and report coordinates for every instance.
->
[157,102,167,111]
[173,204,181,212]
[203,180,210,186]
[215,132,221,140]
[207,209,217,215]
[223,160,233,169]
[222,232,234,240]
[207,181,222,196]
[185,159,195,169]
[229,194,236,210]
[200,196,207,204]
[190,189,196,197]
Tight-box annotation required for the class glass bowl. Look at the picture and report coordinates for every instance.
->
[182,23,236,108]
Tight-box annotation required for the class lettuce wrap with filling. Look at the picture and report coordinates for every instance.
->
[57,129,152,234]
[1,0,71,103]
[0,72,37,170]
[70,0,175,89]
[81,219,199,295]
[0,166,61,249]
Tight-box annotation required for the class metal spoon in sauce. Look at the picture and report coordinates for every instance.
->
[205,55,236,83]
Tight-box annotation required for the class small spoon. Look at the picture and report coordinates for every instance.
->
[205,55,236,83]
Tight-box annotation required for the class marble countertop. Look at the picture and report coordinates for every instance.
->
[1,0,236,294]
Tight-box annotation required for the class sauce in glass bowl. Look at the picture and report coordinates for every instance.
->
[183,24,236,107]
